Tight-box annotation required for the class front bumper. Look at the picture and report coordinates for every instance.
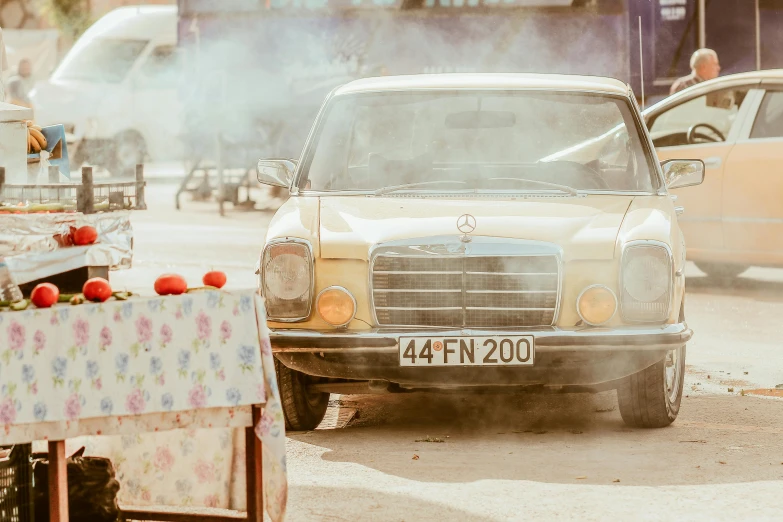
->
[270,323,692,388]
[270,323,692,354]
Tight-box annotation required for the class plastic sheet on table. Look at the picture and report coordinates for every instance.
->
[6,243,131,284]
[0,212,133,271]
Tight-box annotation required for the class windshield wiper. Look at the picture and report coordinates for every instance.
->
[371,178,579,196]
[373,180,468,196]
[486,177,579,196]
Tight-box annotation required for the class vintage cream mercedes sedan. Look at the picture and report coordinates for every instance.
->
[255,73,705,431]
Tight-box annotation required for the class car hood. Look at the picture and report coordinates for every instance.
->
[318,195,635,261]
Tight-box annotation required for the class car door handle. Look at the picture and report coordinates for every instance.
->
[704,156,722,169]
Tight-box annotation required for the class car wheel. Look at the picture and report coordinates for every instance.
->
[111,131,146,177]
[616,345,686,428]
[695,262,748,279]
[274,358,329,431]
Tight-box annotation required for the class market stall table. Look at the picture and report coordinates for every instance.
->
[0,290,287,522]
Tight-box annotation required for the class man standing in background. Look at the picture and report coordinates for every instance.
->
[670,48,721,95]
[6,58,34,108]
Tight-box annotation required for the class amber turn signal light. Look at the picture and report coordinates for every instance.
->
[317,286,356,327]
[577,285,617,326]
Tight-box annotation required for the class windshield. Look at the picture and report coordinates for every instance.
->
[56,38,149,83]
[299,90,658,194]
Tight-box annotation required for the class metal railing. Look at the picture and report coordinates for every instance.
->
[0,166,147,214]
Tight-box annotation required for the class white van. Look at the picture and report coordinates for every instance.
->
[30,5,180,175]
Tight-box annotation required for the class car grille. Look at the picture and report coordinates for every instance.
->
[372,255,559,327]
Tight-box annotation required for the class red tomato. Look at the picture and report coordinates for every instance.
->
[154,274,188,296]
[202,270,227,289]
[31,283,60,308]
[73,226,98,246]
[83,278,112,303]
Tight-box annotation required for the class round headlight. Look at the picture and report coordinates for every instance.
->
[265,252,310,300]
[624,255,669,302]
[317,286,356,327]
[577,285,617,326]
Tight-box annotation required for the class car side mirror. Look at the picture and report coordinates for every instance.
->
[662,159,705,190]
[257,159,296,188]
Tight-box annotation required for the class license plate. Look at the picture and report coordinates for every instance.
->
[398,336,534,367]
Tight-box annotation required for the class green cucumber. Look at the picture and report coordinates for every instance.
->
[10,300,29,311]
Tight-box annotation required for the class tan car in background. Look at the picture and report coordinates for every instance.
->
[643,70,783,278]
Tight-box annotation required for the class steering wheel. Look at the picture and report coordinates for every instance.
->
[686,123,725,144]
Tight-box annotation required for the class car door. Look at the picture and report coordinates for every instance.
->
[646,84,756,257]
[721,86,783,261]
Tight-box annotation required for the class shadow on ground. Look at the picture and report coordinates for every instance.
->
[288,485,495,522]
[290,391,783,487]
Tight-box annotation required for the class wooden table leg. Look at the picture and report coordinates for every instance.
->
[245,406,264,522]
[48,440,69,522]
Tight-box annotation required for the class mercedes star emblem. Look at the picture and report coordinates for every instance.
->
[457,214,477,239]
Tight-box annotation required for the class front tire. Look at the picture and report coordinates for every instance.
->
[617,346,686,428]
[695,262,748,279]
[275,358,329,431]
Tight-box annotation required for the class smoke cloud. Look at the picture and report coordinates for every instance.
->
[178,3,629,158]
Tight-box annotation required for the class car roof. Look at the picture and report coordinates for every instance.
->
[644,69,783,114]
[704,69,783,82]
[82,5,176,41]
[333,73,631,97]
[50,5,177,81]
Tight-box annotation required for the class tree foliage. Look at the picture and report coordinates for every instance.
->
[39,0,92,41]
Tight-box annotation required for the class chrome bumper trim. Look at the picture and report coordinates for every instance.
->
[270,323,692,353]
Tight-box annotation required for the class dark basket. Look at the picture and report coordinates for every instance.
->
[0,445,34,522]
[31,448,123,522]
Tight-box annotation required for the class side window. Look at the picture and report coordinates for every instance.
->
[649,87,751,147]
[750,91,783,139]
[136,45,181,88]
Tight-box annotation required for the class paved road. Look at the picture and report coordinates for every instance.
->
[111,183,273,293]
[119,183,783,521]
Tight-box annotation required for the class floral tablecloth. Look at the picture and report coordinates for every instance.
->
[0,290,287,521]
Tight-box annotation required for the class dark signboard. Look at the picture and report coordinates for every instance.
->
[654,0,697,83]
[761,0,783,69]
